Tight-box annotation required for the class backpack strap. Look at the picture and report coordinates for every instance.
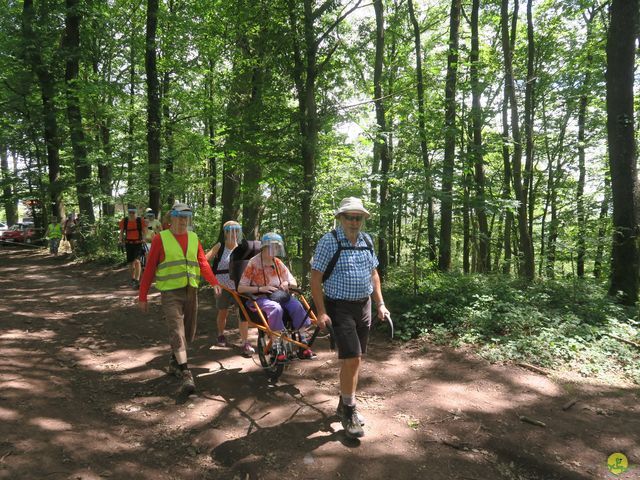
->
[211,243,228,274]
[321,229,374,283]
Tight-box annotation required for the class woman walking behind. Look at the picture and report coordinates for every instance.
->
[206,221,254,356]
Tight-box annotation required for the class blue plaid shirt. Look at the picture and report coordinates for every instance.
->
[311,226,379,300]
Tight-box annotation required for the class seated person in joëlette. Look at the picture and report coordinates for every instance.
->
[237,232,315,360]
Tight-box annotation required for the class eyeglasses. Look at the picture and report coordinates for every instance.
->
[343,214,364,222]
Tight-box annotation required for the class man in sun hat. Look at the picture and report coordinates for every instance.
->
[310,196,390,439]
[138,202,221,395]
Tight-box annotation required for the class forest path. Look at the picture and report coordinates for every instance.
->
[0,247,638,480]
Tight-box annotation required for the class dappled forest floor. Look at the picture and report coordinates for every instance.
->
[1,247,639,480]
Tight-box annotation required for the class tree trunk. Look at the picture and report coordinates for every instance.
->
[501,84,513,274]
[408,0,436,263]
[219,156,241,243]
[1,147,17,225]
[162,69,175,208]
[523,0,535,248]
[438,0,461,271]
[242,66,266,241]
[593,173,611,279]
[21,0,63,221]
[606,0,639,304]
[206,59,217,209]
[501,0,534,280]
[576,9,599,278]
[145,0,161,213]
[97,96,115,217]
[373,0,390,279]
[470,0,490,272]
[64,0,95,224]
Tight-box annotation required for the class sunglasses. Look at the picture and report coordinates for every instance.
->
[343,214,364,222]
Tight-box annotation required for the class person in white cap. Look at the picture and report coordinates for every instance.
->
[138,202,221,395]
[310,197,390,439]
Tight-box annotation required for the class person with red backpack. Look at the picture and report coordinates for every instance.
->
[119,207,145,289]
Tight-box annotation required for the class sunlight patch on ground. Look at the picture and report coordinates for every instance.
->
[56,430,139,454]
[28,417,73,431]
[0,406,20,421]
[428,381,514,412]
[508,373,564,397]
[0,329,55,340]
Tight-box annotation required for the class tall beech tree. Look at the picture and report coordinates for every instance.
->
[63,0,95,223]
[606,0,639,304]
[21,0,63,220]
[407,0,436,263]
[145,0,161,214]
[287,0,363,284]
[438,0,461,272]
[500,0,534,280]
[469,0,489,272]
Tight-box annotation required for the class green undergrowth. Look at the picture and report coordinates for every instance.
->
[384,269,640,385]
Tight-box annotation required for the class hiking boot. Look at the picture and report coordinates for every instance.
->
[132,279,140,290]
[241,342,255,357]
[337,397,365,426]
[216,335,227,347]
[180,369,196,395]
[167,354,180,377]
[297,348,316,360]
[340,404,365,439]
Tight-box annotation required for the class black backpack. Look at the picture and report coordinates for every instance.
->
[122,216,143,242]
[322,229,374,282]
[228,239,262,288]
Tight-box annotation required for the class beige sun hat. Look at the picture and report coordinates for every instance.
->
[334,197,371,219]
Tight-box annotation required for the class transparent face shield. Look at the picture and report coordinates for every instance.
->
[224,224,243,243]
[171,209,193,229]
[263,241,285,258]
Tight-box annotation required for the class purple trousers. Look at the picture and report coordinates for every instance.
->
[248,296,310,331]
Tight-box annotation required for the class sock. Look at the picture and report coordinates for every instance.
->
[179,363,188,371]
[341,394,356,407]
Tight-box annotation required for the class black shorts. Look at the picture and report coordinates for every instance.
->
[325,297,371,359]
[125,243,143,263]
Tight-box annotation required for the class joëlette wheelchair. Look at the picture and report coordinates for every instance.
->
[223,239,335,382]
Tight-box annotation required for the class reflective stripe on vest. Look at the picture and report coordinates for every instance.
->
[155,230,200,291]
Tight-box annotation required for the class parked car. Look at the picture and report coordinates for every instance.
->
[0,222,7,233]
[0,223,41,244]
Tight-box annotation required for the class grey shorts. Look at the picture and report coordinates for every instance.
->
[216,289,238,312]
[325,297,371,359]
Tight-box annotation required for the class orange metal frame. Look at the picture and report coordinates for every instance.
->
[220,285,320,355]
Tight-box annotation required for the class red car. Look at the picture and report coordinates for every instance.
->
[1,224,40,244]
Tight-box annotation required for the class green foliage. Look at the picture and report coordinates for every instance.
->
[386,269,640,384]
[75,216,124,263]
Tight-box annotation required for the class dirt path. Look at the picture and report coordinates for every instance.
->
[1,247,638,480]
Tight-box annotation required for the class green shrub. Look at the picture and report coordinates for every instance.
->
[384,269,640,384]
